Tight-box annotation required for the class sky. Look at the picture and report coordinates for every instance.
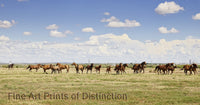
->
[0,0,200,63]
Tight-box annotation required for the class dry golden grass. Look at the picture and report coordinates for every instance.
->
[0,67,200,105]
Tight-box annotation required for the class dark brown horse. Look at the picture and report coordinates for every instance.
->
[41,64,51,74]
[71,62,84,74]
[26,64,41,72]
[114,64,120,74]
[106,66,111,74]
[139,62,146,73]
[85,63,94,74]
[167,65,177,75]
[132,62,146,74]
[119,64,129,74]
[114,63,128,74]
[8,63,14,69]
[50,64,61,74]
[191,63,198,75]
[56,63,70,73]
[132,64,141,73]
[182,63,198,75]
[155,64,170,75]
[95,65,101,74]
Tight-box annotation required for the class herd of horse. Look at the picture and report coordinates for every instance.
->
[7,62,199,75]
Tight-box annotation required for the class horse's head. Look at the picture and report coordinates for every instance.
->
[71,62,76,66]
[192,63,198,68]
[141,61,146,65]
[124,64,128,67]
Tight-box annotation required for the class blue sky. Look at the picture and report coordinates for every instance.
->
[0,0,200,63]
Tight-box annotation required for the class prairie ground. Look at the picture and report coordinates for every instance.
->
[0,67,200,105]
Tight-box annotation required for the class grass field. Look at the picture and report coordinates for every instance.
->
[0,67,200,105]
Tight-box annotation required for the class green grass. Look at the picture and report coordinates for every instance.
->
[0,68,200,105]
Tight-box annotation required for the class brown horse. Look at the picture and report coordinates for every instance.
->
[56,63,70,73]
[71,62,84,74]
[114,63,128,74]
[191,63,198,75]
[132,62,146,74]
[26,64,41,72]
[95,65,101,74]
[132,64,141,73]
[119,63,129,74]
[85,63,94,74]
[182,63,198,75]
[50,64,61,74]
[106,66,111,74]
[114,64,120,74]
[167,65,177,75]
[139,62,146,73]
[155,64,170,75]
[8,63,14,69]
[41,64,51,74]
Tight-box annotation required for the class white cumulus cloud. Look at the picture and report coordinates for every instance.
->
[65,30,73,34]
[101,16,140,28]
[0,20,16,28]
[158,26,179,34]
[46,24,59,30]
[155,1,184,15]
[23,32,32,36]
[0,35,10,41]
[104,12,110,16]
[1,33,200,63]
[82,27,95,33]
[50,30,66,37]
[192,13,200,20]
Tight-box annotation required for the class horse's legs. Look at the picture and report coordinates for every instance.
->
[51,70,53,74]
[29,68,32,72]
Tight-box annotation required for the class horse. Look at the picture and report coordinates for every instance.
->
[119,63,128,74]
[85,63,94,74]
[56,63,70,73]
[41,64,51,74]
[139,62,146,73]
[8,63,14,69]
[132,62,146,74]
[154,65,160,73]
[50,64,61,74]
[95,65,101,74]
[132,64,141,73]
[191,63,198,75]
[182,63,198,75]
[167,65,177,75]
[71,62,84,74]
[155,64,170,75]
[26,64,41,72]
[114,64,120,74]
[106,66,111,74]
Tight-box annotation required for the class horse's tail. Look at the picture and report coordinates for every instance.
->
[154,66,158,72]
[26,65,30,69]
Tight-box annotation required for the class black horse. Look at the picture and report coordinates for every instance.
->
[8,63,14,69]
